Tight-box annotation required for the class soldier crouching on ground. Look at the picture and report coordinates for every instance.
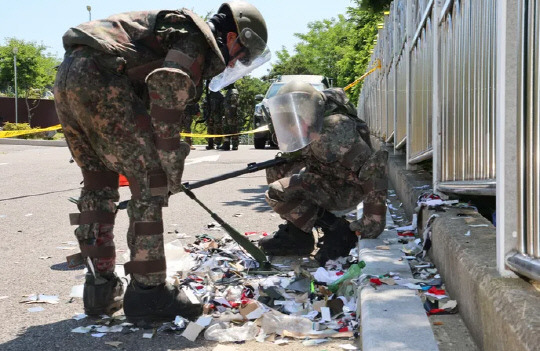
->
[53,1,269,323]
[259,80,388,265]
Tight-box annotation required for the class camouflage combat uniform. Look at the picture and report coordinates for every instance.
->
[222,86,240,149]
[182,103,200,146]
[205,90,225,147]
[265,88,388,238]
[54,9,226,285]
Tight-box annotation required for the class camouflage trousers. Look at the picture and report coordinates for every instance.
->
[266,150,388,237]
[266,160,365,233]
[222,115,240,147]
[54,49,182,286]
[206,116,223,145]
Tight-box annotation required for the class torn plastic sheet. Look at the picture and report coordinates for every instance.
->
[313,267,343,284]
[204,322,259,342]
[164,240,197,276]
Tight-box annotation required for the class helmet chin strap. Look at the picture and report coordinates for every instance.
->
[207,16,232,65]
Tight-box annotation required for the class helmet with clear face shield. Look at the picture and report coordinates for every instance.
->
[267,80,326,152]
[209,1,270,91]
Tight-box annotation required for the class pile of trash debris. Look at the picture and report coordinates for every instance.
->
[68,226,363,348]
[65,191,469,346]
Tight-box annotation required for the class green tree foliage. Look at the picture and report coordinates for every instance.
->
[234,76,270,130]
[268,0,384,103]
[337,4,383,99]
[359,0,393,13]
[0,38,59,98]
[269,16,350,82]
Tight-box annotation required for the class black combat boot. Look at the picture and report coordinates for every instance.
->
[259,221,315,256]
[206,139,214,150]
[314,211,358,265]
[221,141,231,151]
[83,272,124,316]
[123,281,203,324]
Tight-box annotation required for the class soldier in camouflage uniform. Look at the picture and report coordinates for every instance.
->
[259,81,388,265]
[205,90,224,149]
[53,1,268,322]
[182,103,200,150]
[222,84,241,150]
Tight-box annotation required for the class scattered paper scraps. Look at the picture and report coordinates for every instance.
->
[72,313,87,321]
[21,294,59,304]
[27,306,44,312]
[104,341,123,348]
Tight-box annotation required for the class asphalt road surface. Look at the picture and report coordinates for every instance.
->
[0,143,356,351]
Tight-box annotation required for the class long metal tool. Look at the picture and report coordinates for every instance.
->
[181,184,272,270]
[183,157,287,190]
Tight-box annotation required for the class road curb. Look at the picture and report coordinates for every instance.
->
[357,212,439,351]
[0,138,67,147]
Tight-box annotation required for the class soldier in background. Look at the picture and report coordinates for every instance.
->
[53,1,269,323]
[205,89,224,150]
[259,80,388,265]
[221,83,241,150]
[182,103,200,150]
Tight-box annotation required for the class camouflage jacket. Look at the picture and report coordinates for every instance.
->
[224,88,239,116]
[207,91,225,120]
[301,88,373,182]
[62,9,226,109]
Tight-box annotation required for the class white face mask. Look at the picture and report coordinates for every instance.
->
[209,28,271,92]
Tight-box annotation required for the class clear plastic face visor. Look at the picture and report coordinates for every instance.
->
[267,92,325,152]
[209,28,271,92]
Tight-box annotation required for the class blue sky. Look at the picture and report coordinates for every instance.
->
[0,0,354,77]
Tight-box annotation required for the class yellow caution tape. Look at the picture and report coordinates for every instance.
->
[0,124,270,139]
[0,124,62,138]
[344,59,382,91]
[180,125,269,138]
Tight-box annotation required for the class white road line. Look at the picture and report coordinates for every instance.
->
[184,155,220,166]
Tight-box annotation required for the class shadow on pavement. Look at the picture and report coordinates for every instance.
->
[50,262,84,271]
[0,318,216,351]
[223,185,272,212]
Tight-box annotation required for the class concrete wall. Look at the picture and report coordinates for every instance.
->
[0,97,59,127]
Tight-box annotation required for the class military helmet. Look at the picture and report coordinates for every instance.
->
[218,1,268,57]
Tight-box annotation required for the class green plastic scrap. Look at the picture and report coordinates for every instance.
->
[328,261,366,293]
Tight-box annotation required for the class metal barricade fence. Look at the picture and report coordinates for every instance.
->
[438,0,497,194]
[395,52,407,148]
[358,0,539,277]
[505,0,540,279]
[409,9,434,162]
[358,0,495,189]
